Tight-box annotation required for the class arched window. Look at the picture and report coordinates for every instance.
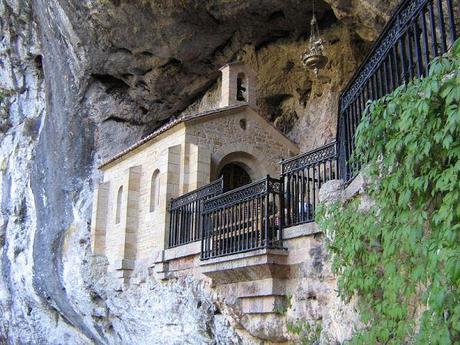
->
[150,169,160,212]
[236,72,247,101]
[115,186,123,224]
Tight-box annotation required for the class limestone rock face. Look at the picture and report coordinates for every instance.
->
[0,0,396,343]
[324,0,401,41]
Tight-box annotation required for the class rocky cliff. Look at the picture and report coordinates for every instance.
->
[0,0,396,343]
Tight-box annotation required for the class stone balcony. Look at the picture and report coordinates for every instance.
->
[200,248,289,284]
[152,222,323,317]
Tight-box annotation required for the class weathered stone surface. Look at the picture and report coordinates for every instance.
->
[324,0,400,41]
[319,179,345,203]
[0,0,398,343]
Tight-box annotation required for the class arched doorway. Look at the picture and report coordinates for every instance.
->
[219,163,251,192]
[213,150,268,183]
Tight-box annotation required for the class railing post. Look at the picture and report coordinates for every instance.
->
[278,177,284,246]
[168,198,173,248]
[445,0,457,44]
[286,171,291,226]
[264,175,270,248]
[201,207,205,259]
[337,111,345,181]
[279,169,285,245]
[200,209,207,260]
[334,141,339,179]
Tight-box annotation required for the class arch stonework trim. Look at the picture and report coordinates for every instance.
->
[211,144,272,181]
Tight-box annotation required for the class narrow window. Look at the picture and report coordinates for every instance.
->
[115,186,123,224]
[236,72,247,101]
[150,169,160,212]
[239,118,247,130]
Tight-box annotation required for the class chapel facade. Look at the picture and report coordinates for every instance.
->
[90,63,299,277]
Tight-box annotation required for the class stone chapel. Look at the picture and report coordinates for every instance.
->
[90,62,299,278]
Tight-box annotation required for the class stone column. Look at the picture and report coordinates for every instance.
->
[90,181,110,255]
[188,144,211,190]
[112,165,141,282]
[159,144,182,250]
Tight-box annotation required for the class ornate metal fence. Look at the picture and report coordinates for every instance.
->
[201,176,283,260]
[337,0,459,180]
[281,141,338,227]
[168,177,223,248]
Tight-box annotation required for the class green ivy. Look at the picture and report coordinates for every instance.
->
[274,293,292,314]
[317,38,460,344]
[287,319,322,345]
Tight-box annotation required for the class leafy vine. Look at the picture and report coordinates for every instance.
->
[317,39,460,344]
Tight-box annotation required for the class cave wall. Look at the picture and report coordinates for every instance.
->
[0,0,396,343]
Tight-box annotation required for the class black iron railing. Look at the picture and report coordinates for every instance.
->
[281,141,338,226]
[168,177,223,248]
[201,176,283,260]
[337,0,459,180]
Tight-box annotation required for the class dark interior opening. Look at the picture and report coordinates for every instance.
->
[219,163,251,192]
[236,74,247,101]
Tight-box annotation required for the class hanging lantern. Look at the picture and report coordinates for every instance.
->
[301,12,328,77]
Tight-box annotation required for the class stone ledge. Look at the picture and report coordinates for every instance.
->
[200,248,289,284]
[283,222,321,240]
[164,240,201,261]
[200,248,287,266]
[151,250,165,266]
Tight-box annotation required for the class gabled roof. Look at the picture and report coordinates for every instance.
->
[99,103,298,169]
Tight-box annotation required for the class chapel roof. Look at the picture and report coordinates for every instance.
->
[99,102,298,169]
[99,103,247,168]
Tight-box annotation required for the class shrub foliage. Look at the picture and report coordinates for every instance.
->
[317,39,460,344]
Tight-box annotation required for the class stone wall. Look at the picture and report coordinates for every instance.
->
[93,125,186,268]
[186,107,299,180]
